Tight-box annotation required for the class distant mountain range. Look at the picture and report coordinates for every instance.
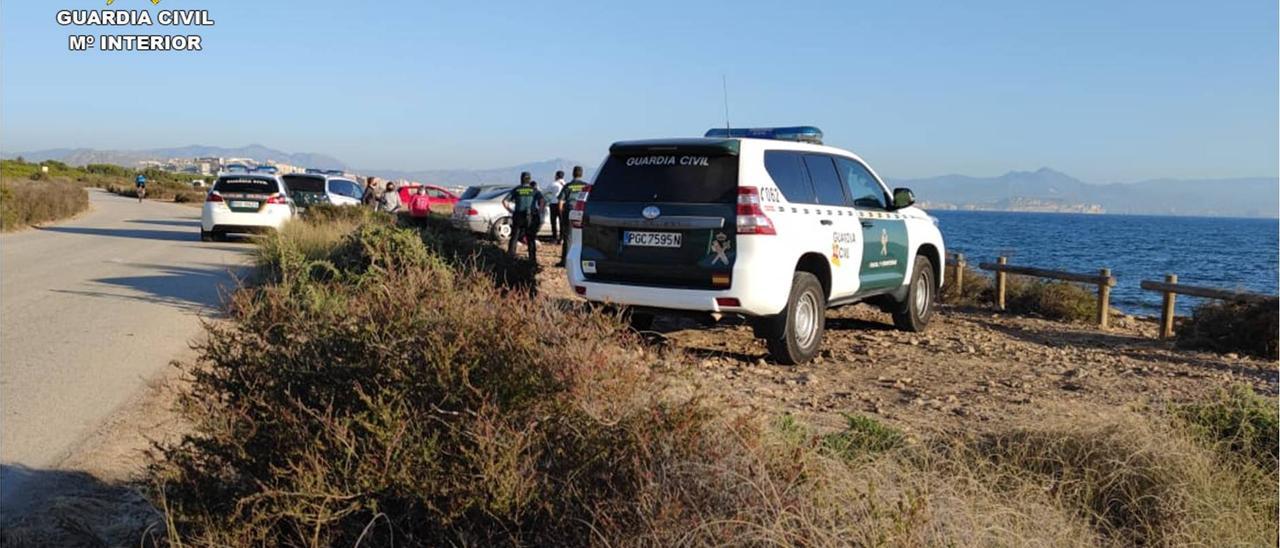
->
[893,167,1278,218]
[4,146,1273,218]
[5,145,348,172]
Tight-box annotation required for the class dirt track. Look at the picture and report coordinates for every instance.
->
[532,241,1278,435]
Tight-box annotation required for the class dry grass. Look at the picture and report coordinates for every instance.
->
[146,214,1279,547]
[0,178,90,231]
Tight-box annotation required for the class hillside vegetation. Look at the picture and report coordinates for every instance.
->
[1,158,207,208]
[148,209,1277,546]
[0,160,92,230]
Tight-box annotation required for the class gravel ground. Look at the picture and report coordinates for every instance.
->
[531,239,1278,436]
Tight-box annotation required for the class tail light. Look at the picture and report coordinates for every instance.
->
[715,297,741,307]
[569,184,592,229]
[736,187,776,235]
[265,193,288,204]
[467,208,479,216]
[205,192,224,203]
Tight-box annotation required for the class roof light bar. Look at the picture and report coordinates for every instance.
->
[704,126,824,145]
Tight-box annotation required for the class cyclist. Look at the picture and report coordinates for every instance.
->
[134,174,147,202]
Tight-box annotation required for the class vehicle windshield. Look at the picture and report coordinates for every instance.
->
[590,153,738,203]
[281,175,326,193]
[215,176,280,194]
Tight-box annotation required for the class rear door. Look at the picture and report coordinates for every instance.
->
[799,154,863,300]
[581,141,740,289]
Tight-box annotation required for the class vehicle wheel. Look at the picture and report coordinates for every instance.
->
[755,272,826,365]
[200,229,213,242]
[490,218,512,241]
[626,310,655,331]
[211,231,227,242]
[893,254,936,332]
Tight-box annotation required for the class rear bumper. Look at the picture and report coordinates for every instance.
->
[202,205,292,232]
[451,216,492,234]
[565,233,791,316]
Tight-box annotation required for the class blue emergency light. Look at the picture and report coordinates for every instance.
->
[704,126,824,144]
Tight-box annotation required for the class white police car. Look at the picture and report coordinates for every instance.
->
[566,126,945,364]
[200,173,295,241]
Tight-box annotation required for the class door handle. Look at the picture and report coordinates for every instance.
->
[819,219,833,226]
[860,221,873,228]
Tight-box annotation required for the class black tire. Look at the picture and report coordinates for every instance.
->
[756,272,826,365]
[211,231,227,242]
[893,255,937,332]
[200,229,213,242]
[489,217,512,241]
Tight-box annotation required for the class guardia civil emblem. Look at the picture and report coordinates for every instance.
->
[710,232,731,265]
[879,229,889,256]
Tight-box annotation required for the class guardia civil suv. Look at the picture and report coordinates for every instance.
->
[566,126,945,364]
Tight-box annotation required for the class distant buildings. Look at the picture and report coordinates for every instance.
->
[146,156,311,176]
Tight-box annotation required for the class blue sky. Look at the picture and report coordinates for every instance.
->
[2,0,1276,181]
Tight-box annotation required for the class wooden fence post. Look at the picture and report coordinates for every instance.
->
[954,253,965,295]
[1160,274,1177,339]
[995,256,1007,310]
[1096,268,1111,328]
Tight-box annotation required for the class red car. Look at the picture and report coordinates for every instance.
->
[398,183,459,218]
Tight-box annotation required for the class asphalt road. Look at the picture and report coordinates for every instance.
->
[0,189,249,509]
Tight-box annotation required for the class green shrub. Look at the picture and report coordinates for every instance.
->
[1177,385,1278,473]
[150,222,713,545]
[823,414,906,458]
[1001,276,1098,322]
[413,215,537,292]
[0,179,89,231]
[1176,299,1279,359]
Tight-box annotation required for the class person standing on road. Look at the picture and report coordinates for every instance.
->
[503,172,546,261]
[134,174,147,202]
[379,181,402,214]
[544,170,566,243]
[557,165,590,267]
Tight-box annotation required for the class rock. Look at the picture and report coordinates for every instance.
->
[1225,353,1240,360]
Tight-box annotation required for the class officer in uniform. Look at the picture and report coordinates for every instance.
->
[557,165,591,267]
[503,172,546,261]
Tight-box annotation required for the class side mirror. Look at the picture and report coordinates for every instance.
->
[892,187,915,209]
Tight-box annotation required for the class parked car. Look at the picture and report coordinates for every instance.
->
[566,126,945,364]
[398,183,459,218]
[451,185,554,240]
[201,174,295,241]
[281,173,365,210]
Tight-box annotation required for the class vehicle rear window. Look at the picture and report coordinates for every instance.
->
[215,176,279,194]
[461,186,489,200]
[589,153,738,203]
[282,175,325,193]
[764,151,817,204]
[479,187,515,200]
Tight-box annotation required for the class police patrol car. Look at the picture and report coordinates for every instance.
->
[566,126,945,364]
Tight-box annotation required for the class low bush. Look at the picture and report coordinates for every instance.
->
[950,412,1278,546]
[413,214,538,292]
[1176,385,1278,473]
[0,178,89,231]
[1002,276,1098,322]
[1176,299,1279,359]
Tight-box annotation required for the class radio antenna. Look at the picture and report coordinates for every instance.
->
[721,75,731,131]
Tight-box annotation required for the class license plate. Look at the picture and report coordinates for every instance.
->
[452,207,466,219]
[622,231,682,248]
[230,200,258,209]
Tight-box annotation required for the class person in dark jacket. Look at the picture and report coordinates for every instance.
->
[557,165,590,267]
[503,172,546,261]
